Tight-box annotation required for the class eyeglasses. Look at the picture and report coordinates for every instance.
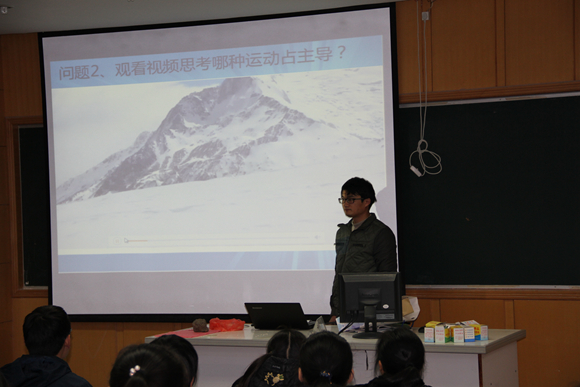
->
[338,197,364,204]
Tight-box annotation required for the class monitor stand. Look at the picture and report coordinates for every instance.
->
[352,304,383,339]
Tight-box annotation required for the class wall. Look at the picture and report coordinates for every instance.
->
[1,1,580,386]
[0,32,12,367]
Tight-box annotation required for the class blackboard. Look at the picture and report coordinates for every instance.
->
[18,126,51,287]
[19,96,580,287]
[395,95,580,285]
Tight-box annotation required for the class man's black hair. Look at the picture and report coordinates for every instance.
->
[23,305,71,356]
[341,177,377,206]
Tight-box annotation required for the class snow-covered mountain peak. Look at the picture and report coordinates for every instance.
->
[217,76,291,105]
[56,69,385,204]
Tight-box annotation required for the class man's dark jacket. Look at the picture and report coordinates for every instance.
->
[330,213,397,316]
[1,355,92,387]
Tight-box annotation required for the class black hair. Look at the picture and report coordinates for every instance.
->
[109,343,188,387]
[23,305,71,356]
[299,331,352,387]
[266,328,306,359]
[341,177,377,206]
[374,326,426,387]
[233,329,306,387]
[150,334,199,384]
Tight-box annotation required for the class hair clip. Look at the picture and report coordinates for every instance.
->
[129,365,141,377]
[320,370,332,380]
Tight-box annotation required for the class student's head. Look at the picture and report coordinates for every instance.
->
[340,177,376,222]
[109,343,188,387]
[233,329,306,387]
[150,334,198,386]
[299,331,353,386]
[23,305,71,357]
[266,329,306,359]
[374,326,425,387]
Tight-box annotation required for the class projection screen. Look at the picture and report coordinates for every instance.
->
[40,3,399,319]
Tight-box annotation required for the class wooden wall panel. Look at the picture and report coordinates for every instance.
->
[439,299,507,328]
[0,206,9,263]
[0,321,12,367]
[514,300,580,387]
[68,322,119,387]
[505,0,575,85]
[0,91,5,146]
[0,35,4,145]
[121,322,183,346]
[504,300,515,329]
[0,34,42,117]
[0,148,7,205]
[413,298,437,327]
[0,263,12,323]
[0,39,3,91]
[576,0,580,80]
[428,299,441,321]
[0,36,3,88]
[395,0,425,95]
[431,0,498,91]
[495,0,506,87]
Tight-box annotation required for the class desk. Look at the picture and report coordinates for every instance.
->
[146,327,526,387]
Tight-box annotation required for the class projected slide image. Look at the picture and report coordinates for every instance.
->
[53,67,387,271]
[43,5,398,316]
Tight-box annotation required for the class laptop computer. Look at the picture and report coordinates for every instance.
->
[245,302,315,330]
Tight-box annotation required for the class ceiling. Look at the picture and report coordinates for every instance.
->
[0,0,403,36]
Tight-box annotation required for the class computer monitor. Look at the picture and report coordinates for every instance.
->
[339,272,402,339]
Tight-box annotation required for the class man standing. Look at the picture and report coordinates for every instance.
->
[330,177,397,321]
[1,305,92,387]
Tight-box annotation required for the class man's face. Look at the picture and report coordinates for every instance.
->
[341,190,371,222]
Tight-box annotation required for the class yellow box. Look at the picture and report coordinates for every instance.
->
[426,321,442,329]
[470,324,482,340]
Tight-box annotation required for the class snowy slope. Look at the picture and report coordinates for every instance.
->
[56,131,151,203]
